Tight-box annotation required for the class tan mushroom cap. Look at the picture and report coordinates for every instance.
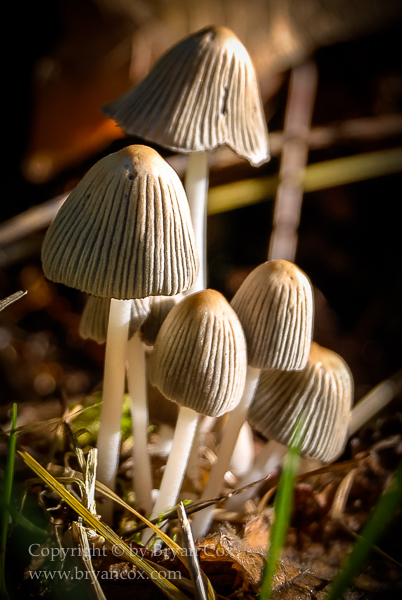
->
[42,145,199,299]
[248,342,353,462]
[230,260,313,371]
[79,296,151,344]
[102,26,269,167]
[140,293,183,347]
[150,289,247,417]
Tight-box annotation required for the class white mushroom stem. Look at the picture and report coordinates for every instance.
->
[225,440,288,511]
[184,152,209,294]
[126,331,153,514]
[97,298,131,522]
[142,406,199,543]
[230,421,255,478]
[190,366,260,541]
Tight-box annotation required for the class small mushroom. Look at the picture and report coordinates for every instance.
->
[145,289,247,534]
[227,342,353,510]
[140,293,183,347]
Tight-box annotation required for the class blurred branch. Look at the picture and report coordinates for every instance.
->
[1,114,402,251]
[268,60,318,261]
[207,146,402,214]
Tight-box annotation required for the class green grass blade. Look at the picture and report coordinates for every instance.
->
[325,457,402,600]
[1,403,18,598]
[259,431,302,600]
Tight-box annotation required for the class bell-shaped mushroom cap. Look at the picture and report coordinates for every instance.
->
[231,260,313,371]
[80,296,150,343]
[102,26,269,167]
[140,293,183,346]
[248,342,353,462]
[42,145,199,299]
[150,289,247,417]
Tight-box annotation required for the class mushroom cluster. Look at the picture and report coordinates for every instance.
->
[40,24,355,544]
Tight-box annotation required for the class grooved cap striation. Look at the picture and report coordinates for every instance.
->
[42,145,199,299]
[103,26,269,166]
[231,260,313,370]
[150,289,247,417]
[249,342,353,462]
[140,293,183,346]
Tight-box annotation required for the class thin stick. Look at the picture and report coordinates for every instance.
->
[348,367,402,436]
[269,60,318,261]
[177,503,208,600]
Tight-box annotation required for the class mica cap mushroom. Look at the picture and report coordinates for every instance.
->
[102,26,269,167]
[230,259,313,371]
[42,144,199,299]
[150,289,247,417]
[249,342,353,462]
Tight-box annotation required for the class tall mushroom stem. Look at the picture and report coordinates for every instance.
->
[142,406,199,543]
[190,366,260,540]
[97,298,131,522]
[126,331,153,514]
[184,152,209,294]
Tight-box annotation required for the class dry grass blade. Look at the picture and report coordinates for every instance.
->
[90,485,217,600]
[177,502,210,600]
[331,468,402,569]
[330,468,358,522]
[84,448,98,516]
[0,402,102,440]
[72,521,107,599]
[0,290,27,311]
[20,452,217,600]
[18,450,189,600]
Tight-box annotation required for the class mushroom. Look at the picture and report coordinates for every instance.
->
[42,144,199,519]
[190,259,313,539]
[226,342,353,510]
[145,289,247,535]
[139,294,183,347]
[79,295,150,344]
[103,25,269,293]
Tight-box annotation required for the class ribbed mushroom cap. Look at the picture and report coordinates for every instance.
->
[248,342,353,462]
[102,26,269,167]
[230,260,313,371]
[79,296,111,343]
[42,145,199,299]
[150,289,247,417]
[140,293,183,347]
[80,296,150,343]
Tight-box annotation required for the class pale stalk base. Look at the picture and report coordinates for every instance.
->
[184,152,209,294]
[127,332,153,514]
[97,299,131,523]
[190,366,260,541]
[225,440,287,511]
[142,406,199,543]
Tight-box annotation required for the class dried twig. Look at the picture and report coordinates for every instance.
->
[177,503,209,600]
[268,60,318,261]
